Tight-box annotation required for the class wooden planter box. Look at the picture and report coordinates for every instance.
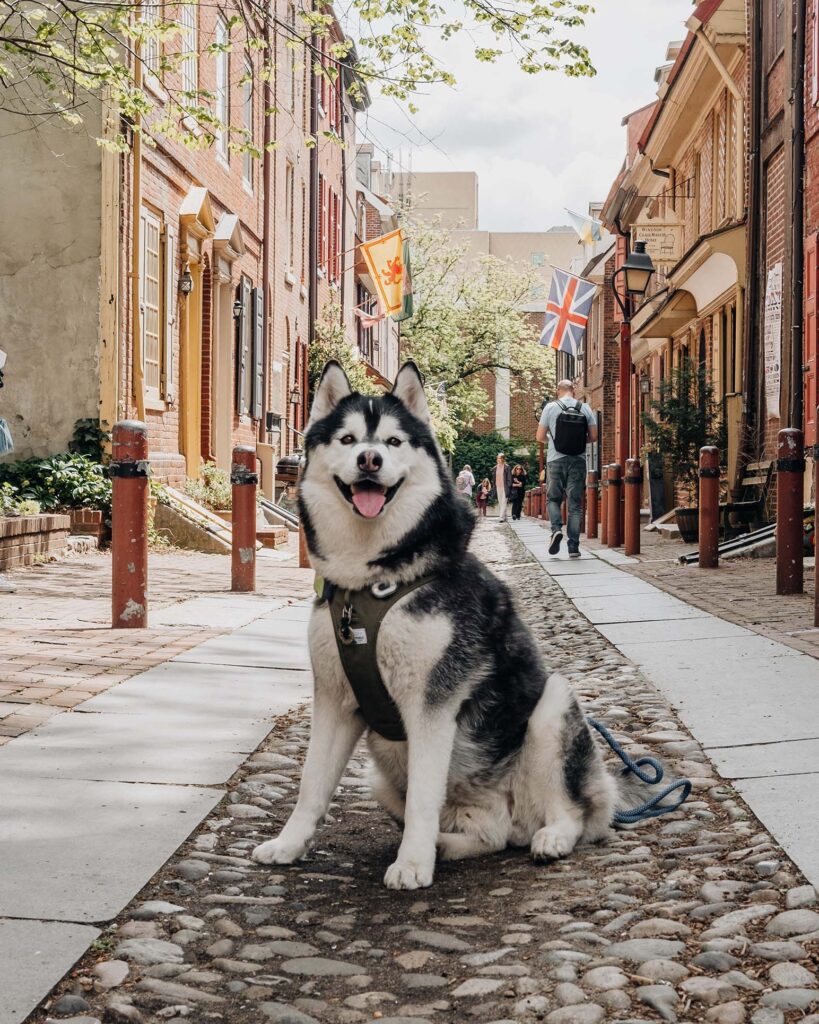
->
[0,514,71,570]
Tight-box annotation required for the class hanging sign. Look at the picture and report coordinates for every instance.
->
[763,262,782,420]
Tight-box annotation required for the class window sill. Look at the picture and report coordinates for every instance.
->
[145,75,167,103]
[145,395,167,413]
[242,179,254,196]
[300,284,308,301]
[216,152,230,171]
[181,114,202,137]
[284,269,296,287]
[317,268,326,280]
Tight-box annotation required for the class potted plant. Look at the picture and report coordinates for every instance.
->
[641,364,724,543]
[183,462,233,519]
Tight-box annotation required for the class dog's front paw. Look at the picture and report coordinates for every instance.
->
[530,825,578,862]
[252,837,306,866]
[384,858,434,890]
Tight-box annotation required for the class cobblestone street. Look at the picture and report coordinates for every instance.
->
[35,524,819,1024]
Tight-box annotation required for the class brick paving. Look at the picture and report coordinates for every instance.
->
[575,525,819,660]
[0,544,313,744]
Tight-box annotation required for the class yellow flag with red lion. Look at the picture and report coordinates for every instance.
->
[360,228,413,322]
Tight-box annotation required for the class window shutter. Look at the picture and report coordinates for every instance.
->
[163,225,177,402]
[335,194,342,281]
[236,281,248,415]
[138,211,147,377]
[251,286,264,419]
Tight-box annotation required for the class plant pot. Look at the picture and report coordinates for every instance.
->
[675,506,699,543]
[214,510,232,523]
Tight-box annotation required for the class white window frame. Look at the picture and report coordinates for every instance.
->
[180,3,198,96]
[242,56,253,188]
[142,0,162,90]
[287,2,297,112]
[140,207,163,403]
[215,17,229,161]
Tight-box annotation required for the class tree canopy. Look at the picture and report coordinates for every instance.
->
[0,0,594,147]
[398,219,555,451]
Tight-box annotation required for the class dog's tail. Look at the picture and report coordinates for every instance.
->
[588,718,692,827]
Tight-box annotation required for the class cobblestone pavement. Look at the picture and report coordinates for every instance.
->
[35,523,819,1024]
[0,545,313,743]
[579,528,819,661]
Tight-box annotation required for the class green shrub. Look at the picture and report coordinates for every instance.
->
[452,431,540,491]
[15,499,42,516]
[183,462,232,511]
[0,481,19,516]
[0,453,112,513]
[69,418,111,462]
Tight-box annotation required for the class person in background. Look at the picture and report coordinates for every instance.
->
[510,464,528,521]
[475,478,491,518]
[455,464,476,501]
[493,453,512,523]
[536,379,597,558]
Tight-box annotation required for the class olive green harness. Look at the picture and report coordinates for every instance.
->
[316,574,436,742]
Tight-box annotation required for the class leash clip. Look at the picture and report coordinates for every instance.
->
[339,603,355,645]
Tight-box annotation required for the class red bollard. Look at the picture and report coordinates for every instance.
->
[600,467,609,546]
[776,428,805,595]
[624,458,642,556]
[111,420,149,628]
[231,445,257,592]
[607,463,622,548]
[698,446,720,569]
[586,471,599,540]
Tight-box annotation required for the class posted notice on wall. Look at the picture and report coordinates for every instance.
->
[763,262,782,420]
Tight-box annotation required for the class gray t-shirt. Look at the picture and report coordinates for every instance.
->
[539,399,596,462]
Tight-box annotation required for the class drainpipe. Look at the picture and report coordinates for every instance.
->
[261,6,273,443]
[690,26,745,224]
[131,16,145,421]
[791,0,806,429]
[741,0,764,470]
[307,31,319,410]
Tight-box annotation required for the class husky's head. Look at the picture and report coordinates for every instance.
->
[299,361,473,588]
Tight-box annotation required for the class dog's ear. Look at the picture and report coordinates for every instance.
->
[309,361,352,424]
[392,362,430,424]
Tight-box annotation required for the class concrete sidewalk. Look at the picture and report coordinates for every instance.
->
[512,518,819,891]
[0,580,314,1024]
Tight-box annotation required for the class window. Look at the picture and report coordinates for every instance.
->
[215,18,229,160]
[318,35,328,113]
[285,162,295,271]
[531,252,545,268]
[139,207,176,404]
[142,1,161,81]
[242,56,253,187]
[335,193,342,281]
[180,3,198,95]
[235,276,252,416]
[300,182,307,282]
[318,174,327,271]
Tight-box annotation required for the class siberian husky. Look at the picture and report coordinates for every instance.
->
[252,361,619,890]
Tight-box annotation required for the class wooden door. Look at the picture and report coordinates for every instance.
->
[805,232,818,445]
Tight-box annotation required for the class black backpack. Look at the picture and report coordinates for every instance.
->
[552,400,588,456]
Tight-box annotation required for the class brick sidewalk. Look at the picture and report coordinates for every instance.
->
[0,546,313,744]
[578,523,819,659]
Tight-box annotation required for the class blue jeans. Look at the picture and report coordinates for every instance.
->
[547,456,586,546]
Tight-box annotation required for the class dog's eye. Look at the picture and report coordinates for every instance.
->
[339,434,355,445]
[387,437,403,447]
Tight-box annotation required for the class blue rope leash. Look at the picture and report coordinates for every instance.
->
[587,717,693,825]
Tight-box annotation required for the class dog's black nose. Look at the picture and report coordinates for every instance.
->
[357,449,383,473]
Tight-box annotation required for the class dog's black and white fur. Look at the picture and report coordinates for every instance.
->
[252,361,617,889]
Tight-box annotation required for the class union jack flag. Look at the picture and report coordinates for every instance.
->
[538,267,596,357]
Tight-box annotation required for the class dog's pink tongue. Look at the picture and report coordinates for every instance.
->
[352,488,386,518]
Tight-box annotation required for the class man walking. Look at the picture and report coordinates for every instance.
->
[494,453,512,523]
[536,380,597,558]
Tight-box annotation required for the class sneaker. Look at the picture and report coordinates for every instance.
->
[568,545,581,559]
[548,530,563,555]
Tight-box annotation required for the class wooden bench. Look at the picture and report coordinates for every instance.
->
[721,460,774,540]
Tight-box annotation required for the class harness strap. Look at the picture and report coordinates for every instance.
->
[326,575,436,741]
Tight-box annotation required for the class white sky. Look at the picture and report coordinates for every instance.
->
[357,0,690,231]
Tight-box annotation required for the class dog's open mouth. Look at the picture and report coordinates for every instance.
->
[335,477,403,518]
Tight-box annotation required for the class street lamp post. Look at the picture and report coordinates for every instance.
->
[609,240,656,537]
